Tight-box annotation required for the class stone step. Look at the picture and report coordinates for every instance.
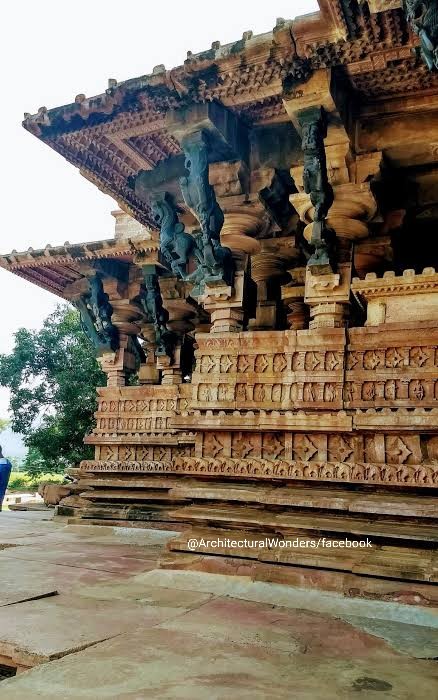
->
[168,483,438,518]
[80,489,190,503]
[167,527,437,583]
[79,479,438,518]
[167,504,438,543]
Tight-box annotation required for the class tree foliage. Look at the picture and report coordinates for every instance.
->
[0,418,9,433]
[0,305,105,473]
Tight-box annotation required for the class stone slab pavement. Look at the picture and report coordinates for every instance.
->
[0,510,437,698]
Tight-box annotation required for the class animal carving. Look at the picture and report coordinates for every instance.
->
[404,0,438,70]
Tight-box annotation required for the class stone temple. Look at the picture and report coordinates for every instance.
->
[2,0,438,603]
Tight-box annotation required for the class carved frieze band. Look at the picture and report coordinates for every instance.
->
[192,331,438,409]
[80,457,438,488]
[96,445,194,462]
[198,431,437,465]
[93,395,189,434]
[346,341,438,408]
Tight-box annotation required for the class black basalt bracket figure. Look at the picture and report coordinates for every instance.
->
[150,191,203,279]
[300,109,336,274]
[74,274,118,354]
[179,130,234,297]
[140,266,177,363]
[403,0,438,71]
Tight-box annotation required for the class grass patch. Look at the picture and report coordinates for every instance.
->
[7,472,64,492]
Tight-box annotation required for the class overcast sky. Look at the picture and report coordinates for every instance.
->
[0,0,317,424]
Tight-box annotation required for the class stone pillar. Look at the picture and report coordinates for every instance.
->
[304,262,352,329]
[281,266,307,330]
[198,207,262,334]
[250,238,299,330]
[98,334,139,387]
[138,322,160,385]
[157,344,183,385]
[67,268,144,388]
[101,279,145,386]
[199,272,247,334]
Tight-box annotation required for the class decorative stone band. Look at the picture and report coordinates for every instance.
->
[173,410,353,432]
[80,458,438,487]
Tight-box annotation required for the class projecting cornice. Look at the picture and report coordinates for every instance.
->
[0,238,159,298]
[18,1,434,230]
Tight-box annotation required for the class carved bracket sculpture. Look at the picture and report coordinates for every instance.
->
[73,273,118,354]
[179,130,234,297]
[139,264,177,363]
[149,191,203,280]
[403,0,438,71]
[300,107,336,274]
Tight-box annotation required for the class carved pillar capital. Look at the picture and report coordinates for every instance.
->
[291,182,377,244]
[219,208,263,257]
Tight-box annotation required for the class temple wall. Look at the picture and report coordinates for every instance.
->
[77,320,438,492]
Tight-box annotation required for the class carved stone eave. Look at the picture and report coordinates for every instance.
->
[20,2,429,233]
[0,237,159,299]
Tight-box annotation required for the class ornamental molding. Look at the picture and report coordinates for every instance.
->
[79,457,438,487]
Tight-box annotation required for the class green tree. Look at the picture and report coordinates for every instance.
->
[0,305,105,474]
[0,418,9,433]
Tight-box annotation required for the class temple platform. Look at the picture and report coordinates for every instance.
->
[0,509,438,698]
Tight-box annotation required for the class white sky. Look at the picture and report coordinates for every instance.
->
[0,0,317,421]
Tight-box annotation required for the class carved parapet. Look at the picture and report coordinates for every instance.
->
[353,408,438,433]
[84,384,194,447]
[194,429,438,466]
[351,268,438,325]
